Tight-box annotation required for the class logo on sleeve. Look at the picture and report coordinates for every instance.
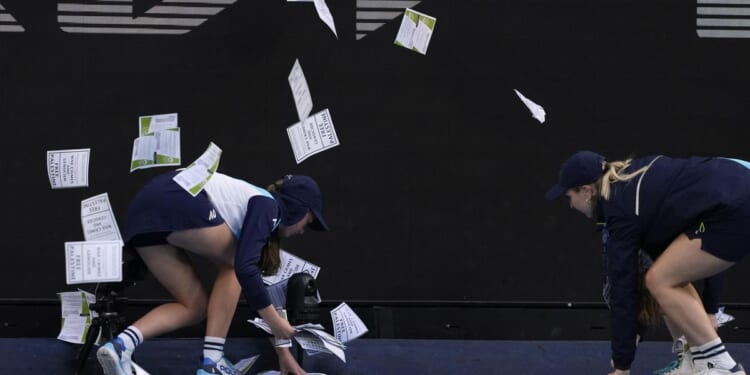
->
[208,209,217,221]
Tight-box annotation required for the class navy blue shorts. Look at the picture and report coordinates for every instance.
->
[685,195,750,262]
[123,170,225,248]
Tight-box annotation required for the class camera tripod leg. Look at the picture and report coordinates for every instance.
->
[75,317,102,375]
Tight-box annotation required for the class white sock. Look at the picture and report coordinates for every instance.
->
[690,338,737,370]
[117,325,144,353]
[203,336,226,362]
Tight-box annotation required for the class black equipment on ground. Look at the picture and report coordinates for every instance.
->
[74,251,147,375]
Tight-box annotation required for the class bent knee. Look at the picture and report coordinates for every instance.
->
[644,267,664,295]
[181,292,208,323]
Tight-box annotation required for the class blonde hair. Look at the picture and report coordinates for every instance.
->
[259,178,285,276]
[598,159,650,200]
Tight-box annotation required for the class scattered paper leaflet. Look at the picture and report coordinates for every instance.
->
[263,249,322,308]
[172,142,222,196]
[289,59,313,124]
[287,108,340,164]
[394,8,436,55]
[65,241,123,285]
[249,319,347,363]
[233,354,260,374]
[81,193,123,243]
[132,363,150,375]
[514,89,546,123]
[263,249,321,285]
[47,148,90,189]
[313,0,337,39]
[57,290,97,344]
[330,302,368,343]
[130,113,181,172]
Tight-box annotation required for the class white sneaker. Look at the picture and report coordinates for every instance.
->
[97,338,135,375]
[695,363,746,375]
[654,351,695,375]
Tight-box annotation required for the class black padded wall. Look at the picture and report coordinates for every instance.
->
[2,0,750,322]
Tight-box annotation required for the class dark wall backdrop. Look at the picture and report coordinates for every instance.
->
[3,0,750,337]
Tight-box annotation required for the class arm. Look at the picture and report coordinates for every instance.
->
[235,197,293,338]
[606,217,642,371]
[274,346,308,375]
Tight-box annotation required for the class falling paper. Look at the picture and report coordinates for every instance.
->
[172,142,222,197]
[81,193,123,243]
[313,0,337,39]
[288,59,314,124]
[394,8,436,55]
[514,89,546,123]
[65,241,123,285]
[47,148,90,189]
[330,302,368,343]
[262,249,321,285]
[286,108,340,164]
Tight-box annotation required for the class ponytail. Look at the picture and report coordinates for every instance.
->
[599,159,649,200]
[259,178,285,276]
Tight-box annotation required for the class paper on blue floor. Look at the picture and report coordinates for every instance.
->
[235,354,261,374]
[132,362,149,375]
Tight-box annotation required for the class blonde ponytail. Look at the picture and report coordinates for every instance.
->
[599,159,649,200]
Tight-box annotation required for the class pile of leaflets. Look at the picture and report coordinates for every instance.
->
[248,319,347,363]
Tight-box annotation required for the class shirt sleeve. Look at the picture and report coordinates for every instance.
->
[606,216,641,371]
[235,196,278,311]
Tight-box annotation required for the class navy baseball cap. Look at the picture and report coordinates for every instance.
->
[279,175,329,231]
[545,151,606,200]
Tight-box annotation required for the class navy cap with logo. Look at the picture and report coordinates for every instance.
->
[545,151,606,200]
[278,175,329,231]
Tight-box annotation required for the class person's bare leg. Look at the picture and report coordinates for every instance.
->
[662,283,700,341]
[132,244,208,338]
[645,234,733,346]
[645,234,741,371]
[167,224,239,338]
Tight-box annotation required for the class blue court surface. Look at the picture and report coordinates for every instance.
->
[3,337,750,374]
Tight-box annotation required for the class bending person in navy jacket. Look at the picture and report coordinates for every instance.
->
[97,171,329,375]
[547,151,749,375]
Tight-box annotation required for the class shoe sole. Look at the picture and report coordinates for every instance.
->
[96,344,127,375]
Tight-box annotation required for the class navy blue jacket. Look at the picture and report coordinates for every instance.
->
[598,156,750,370]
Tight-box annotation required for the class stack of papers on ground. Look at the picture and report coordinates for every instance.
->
[248,319,347,362]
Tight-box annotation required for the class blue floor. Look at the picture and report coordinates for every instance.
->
[3,337,750,374]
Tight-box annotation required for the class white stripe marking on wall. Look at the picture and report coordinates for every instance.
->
[698,29,750,38]
[61,26,190,34]
[698,0,750,4]
[162,0,236,3]
[58,15,205,26]
[357,0,420,9]
[0,25,24,32]
[697,18,750,27]
[146,6,224,15]
[356,22,385,31]
[58,4,133,13]
[356,11,402,20]
[697,7,750,16]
